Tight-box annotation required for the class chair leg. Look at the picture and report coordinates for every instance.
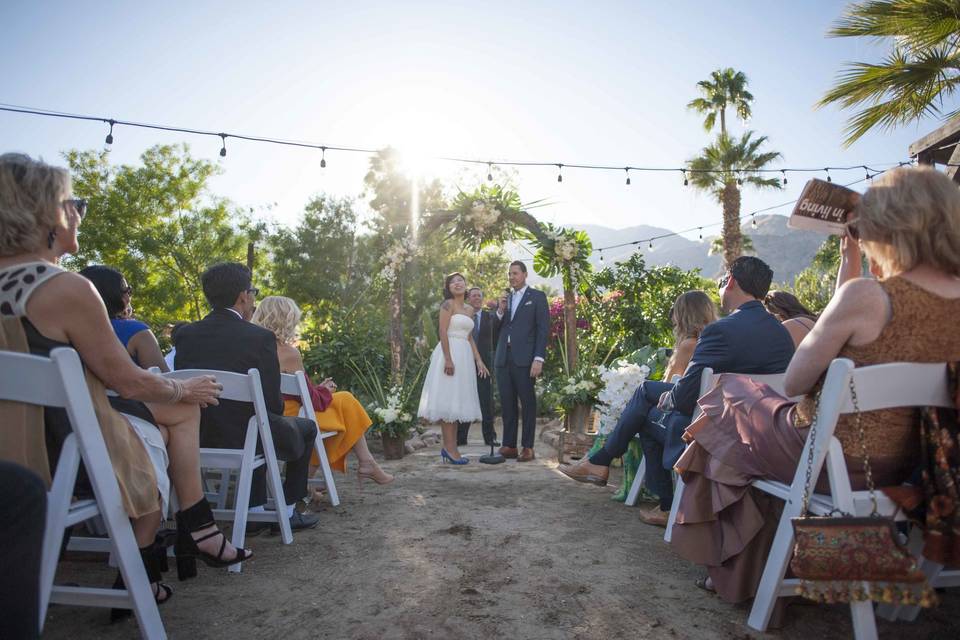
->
[663,475,684,543]
[746,506,798,632]
[314,436,340,507]
[39,436,80,628]
[849,600,879,640]
[625,458,645,507]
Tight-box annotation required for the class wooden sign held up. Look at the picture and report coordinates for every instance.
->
[788,178,859,235]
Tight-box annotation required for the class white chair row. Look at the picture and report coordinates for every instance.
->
[638,360,956,639]
[1,346,342,636]
[0,348,166,639]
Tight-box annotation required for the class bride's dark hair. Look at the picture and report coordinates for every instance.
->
[443,272,466,300]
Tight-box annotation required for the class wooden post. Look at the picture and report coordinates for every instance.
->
[246,241,255,272]
[563,285,577,372]
[389,281,403,384]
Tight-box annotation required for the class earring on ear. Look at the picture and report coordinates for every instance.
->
[47,230,57,249]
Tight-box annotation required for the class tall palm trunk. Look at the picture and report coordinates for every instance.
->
[720,181,742,267]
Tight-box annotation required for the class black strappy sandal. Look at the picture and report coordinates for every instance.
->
[110,540,173,622]
[174,498,252,580]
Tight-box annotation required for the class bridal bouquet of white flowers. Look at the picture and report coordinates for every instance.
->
[595,359,650,435]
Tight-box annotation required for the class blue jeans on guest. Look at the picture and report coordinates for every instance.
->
[589,380,675,511]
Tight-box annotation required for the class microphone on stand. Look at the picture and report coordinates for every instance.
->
[480,286,510,465]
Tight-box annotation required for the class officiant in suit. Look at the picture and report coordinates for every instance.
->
[495,261,550,462]
[457,287,500,447]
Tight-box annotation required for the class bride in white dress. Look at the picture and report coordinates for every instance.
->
[417,272,490,464]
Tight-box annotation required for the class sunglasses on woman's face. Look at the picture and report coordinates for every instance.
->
[62,198,88,219]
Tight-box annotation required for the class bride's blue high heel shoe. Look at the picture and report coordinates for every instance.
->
[440,449,469,465]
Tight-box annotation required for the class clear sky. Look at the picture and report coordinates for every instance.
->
[0,0,948,242]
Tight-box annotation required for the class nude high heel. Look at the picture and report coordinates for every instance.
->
[357,463,394,487]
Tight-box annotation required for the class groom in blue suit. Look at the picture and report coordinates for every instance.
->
[495,261,550,461]
[558,256,795,525]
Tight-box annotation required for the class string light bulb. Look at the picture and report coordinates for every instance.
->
[487,163,493,182]
[751,215,758,229]
[599,250,604,262]
[624,168,631,186]
[682,169,688,186]
[737,171,744,186]
[320,146,327,168]
[698,227,703,241]
[219,134,227,157]
[557,164,563,183]
[825,168,832,183]
[648,240,653,250]
[781,170,787,186]
[105,119,115,146]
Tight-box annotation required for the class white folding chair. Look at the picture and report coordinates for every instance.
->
[746,359,954,639]
[280,371,340,506]
[0,348,166,639]
[624,374,680,507]
[662,369,795,542]
[164,368,293,573]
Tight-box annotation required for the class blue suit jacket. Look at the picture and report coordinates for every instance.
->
[494,287,550,368]
[660,300,796,467]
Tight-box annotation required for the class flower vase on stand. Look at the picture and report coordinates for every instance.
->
[381,433,405,460]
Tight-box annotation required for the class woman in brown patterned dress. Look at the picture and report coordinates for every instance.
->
[670,166,960,603]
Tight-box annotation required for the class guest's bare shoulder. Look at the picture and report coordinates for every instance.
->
[276,342,304,373]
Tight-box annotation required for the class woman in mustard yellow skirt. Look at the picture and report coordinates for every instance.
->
[252,296,393,487]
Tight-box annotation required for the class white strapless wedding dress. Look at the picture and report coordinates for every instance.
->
[417,314,483,423]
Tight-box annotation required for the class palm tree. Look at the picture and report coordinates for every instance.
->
[687,68,754,136]
[687,132,782,267]
[820,0,960,146]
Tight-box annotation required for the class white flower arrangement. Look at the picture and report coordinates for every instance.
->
[555,235,580,261]
[463,199,502,232]
[379,235,417,284]
[372,386,412,425]
[595,359,650,435]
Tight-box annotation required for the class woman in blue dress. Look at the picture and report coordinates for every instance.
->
[80,265,170,371]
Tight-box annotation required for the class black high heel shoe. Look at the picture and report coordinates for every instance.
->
[174,497,252,581]
[110,539,173,622]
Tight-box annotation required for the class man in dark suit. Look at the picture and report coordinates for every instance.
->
[558,256,795,526]
[457,287,500,447]
[494,261,550,462]
[175,262,319,532]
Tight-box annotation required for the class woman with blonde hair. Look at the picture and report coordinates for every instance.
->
[671,165,960,602]
[252,296,393,487]
[663,290,718,381]
[0,153,249,618]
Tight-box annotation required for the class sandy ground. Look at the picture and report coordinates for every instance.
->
[44,427,959,640]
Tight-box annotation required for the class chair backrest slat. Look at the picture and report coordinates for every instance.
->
[839,361,952,413]
[163,368,255,403]
[0,350,71,407]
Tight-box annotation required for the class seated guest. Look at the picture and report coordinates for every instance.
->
[662,290,718,382]
[670,166,960,602]
[0,153,248,615]
[175,263,320,532]
[763,290,817,348]
[558,257,794,527]
[252,296,394,487]
[80,265,169,371]
[0,462,46,640]
[164,321,188,371]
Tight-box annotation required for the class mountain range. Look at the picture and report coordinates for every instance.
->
[512,213,828,290]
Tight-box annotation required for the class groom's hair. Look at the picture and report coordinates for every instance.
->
[509,260,527,273]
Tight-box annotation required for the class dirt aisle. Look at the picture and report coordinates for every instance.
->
[44,436,958,639]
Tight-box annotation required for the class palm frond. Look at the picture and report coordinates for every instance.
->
[829,0,960,52]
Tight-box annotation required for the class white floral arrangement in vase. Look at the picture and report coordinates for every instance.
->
[370,385,416,439]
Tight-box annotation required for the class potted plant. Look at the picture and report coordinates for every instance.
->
[554,366,603,433]
[347,359,423,460]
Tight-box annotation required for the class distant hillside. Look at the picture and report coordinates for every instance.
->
[509,214,827,291]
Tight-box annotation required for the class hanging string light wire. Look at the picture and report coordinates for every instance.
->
[0,103,905,178]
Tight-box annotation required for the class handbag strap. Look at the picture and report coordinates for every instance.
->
[799,376,879,516]
[848,377,880,516]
